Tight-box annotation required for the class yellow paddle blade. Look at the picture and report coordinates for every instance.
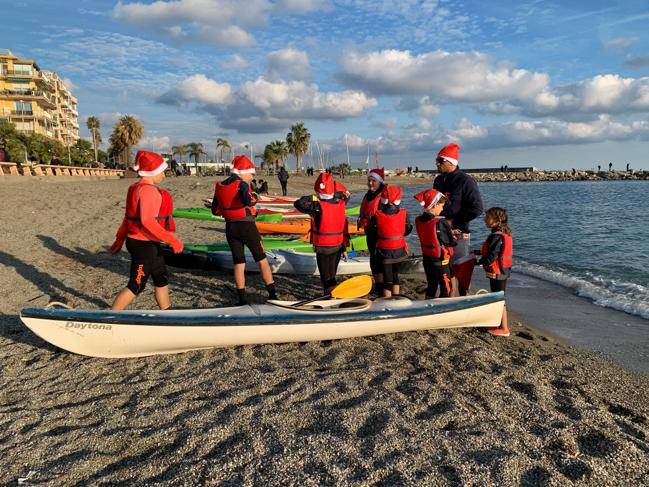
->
[331,275,373,299]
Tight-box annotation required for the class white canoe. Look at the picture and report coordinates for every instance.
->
[165,248,371,275]
[20,293,505,358]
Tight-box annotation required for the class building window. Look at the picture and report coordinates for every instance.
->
[14,101,33,114]
[13,64,33,75]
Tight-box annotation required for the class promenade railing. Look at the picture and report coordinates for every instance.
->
[0,162,125,178]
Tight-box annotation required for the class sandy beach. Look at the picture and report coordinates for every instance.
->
[1,174,648,485]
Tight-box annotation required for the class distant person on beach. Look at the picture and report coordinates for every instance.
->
[258,179,269,194]
[475,207,513,336]
[433,143,483,295]
[109,151,184,310]
[414,189,456,298]
[369,185,412,298]
[212,155,277,305]
[609,162,613,172]
[626,163,630,172]
[358,168,386,295]
[294,172,350,294]
[278,166,289,196]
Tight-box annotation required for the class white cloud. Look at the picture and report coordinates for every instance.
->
[487,74,649,118]
[158,75,377,133]
[395,96,440,117]
[274,0,331,13]
[140,135,172,152]
[113,0,271,47]
[605,37,639,48]
[266,47,311,81]
[62,77,78,92]
[158,74,232,105]
[221,54,249,70]
[338,49,549,102]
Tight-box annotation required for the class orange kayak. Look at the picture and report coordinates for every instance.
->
[256,219,364,235]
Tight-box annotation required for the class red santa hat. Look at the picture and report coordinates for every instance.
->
[314,172,335,199]
[334,181,349,195]
[368,168,385,183]
[380,185,402,205]
[231,155,256,175]
[437,143,460,166]
[414,189,445,210]
[134,150,167,177]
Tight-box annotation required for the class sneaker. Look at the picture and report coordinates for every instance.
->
[488,327,510,337]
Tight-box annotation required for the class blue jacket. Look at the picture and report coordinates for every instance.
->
[433,169,483,233]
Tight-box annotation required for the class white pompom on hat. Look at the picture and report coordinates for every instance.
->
[134,150,167,177]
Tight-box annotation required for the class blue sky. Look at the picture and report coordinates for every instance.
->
[4,0,649,169]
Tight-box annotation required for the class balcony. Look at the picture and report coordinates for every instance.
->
[0,69,35,79]
[1,89,56,107]
[9,110,35,118]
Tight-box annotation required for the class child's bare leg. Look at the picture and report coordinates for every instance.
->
[111,288,136,310]
[154,285,171,310]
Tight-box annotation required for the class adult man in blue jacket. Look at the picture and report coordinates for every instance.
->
[433,143,483,295]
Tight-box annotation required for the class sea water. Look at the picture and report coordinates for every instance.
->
[353,180,649,321]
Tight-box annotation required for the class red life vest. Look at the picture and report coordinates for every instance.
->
[415,216,453,260]
[481,231,513,277]
[376,208,407,250]
[213,179,257,220]
[311,199,346,247]
[358,192,381,229]
[125,182,176,234]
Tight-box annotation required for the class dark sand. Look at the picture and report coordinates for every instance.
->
[1,175,648,485]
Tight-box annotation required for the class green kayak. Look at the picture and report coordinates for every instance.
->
[173,208,283,222]
[179,234,367,253]
[174,205,359,221]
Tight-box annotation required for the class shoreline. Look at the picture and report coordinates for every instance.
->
[1,176,648,484]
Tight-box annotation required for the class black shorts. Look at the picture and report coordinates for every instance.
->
[126,238,169,294]
[489,278,507,293]
[226,221,266,264]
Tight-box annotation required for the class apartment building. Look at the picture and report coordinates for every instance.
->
[0,49,79,145]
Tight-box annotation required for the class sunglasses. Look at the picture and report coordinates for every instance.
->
[435,157,447,164]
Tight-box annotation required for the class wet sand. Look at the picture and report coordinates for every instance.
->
[1,175,648,485]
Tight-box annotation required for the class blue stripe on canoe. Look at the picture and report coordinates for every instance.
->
[21,292,504,327]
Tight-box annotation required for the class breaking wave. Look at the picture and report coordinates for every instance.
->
[516,260,649,320]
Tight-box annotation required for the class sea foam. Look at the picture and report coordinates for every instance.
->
[516,260,649,320]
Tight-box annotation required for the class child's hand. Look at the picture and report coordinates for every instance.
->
[342,251,349,262]
[110,239,124,254]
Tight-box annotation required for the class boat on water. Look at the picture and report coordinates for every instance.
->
[20,293,505,358]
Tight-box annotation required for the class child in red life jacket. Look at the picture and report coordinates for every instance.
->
[212,155,277,305]
[110,151,184,310]
[414,189,457,298]
[368,185,412,298]
[475,207,513,336]
[294,173,350,294]
[358,168,385,296]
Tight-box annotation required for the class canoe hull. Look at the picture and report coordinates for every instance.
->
[20,294,504,358]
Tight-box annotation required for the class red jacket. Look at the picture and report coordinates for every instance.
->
[213,179,257,221]
[376,208,408,251]
[415,216,453,260]
[311,199,347,247]
[125,182,176,234]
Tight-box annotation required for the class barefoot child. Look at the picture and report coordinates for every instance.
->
[370,185,412,298]
[414,189,456,298]
[476,207,513,336]
[110,151,184,310]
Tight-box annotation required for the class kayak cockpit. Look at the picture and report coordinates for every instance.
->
[268,298,372,312]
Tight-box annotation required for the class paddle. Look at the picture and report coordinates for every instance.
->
[291,275,373,307]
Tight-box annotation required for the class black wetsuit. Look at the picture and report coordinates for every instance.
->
[294,192,349,292]
[211,175,265,264]
[361,185,383,275]
[417,214,456,298]
[368,205,412,289]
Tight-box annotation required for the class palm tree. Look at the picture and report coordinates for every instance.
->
[108,126,127,166]
[185,142,205,175]
[286,122,310,173]
[114,115,144,167]
[269,140,289,172]
[216,138,231,163]
[86,116,101,163]
[171,144,186,163]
